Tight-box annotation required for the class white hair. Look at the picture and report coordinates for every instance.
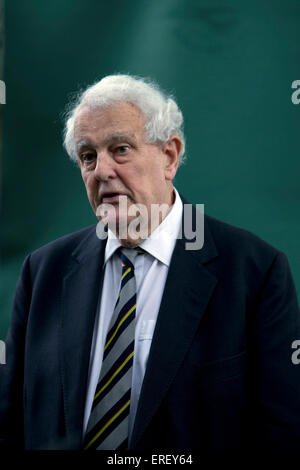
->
[63,74,186,166]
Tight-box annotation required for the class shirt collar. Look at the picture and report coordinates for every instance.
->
[104,187,183,267]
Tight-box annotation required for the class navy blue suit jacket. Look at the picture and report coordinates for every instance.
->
[1,198,300,450]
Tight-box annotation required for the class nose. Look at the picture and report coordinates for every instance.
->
[94,150,116,182]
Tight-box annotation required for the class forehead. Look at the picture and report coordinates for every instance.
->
[74,102,146,142]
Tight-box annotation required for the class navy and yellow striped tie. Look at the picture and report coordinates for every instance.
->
[84,247,143,450]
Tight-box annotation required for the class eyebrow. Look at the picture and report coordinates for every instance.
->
[75,133,137,153]
[76,139,93,153]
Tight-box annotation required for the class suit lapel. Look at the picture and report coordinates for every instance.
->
[130,203,219,449]
[60,226,106,447]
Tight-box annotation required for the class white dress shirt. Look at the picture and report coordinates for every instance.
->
[83,187,183,440]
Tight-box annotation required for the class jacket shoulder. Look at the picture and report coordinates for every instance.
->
[204,213,282,267]
[180,192,281,262]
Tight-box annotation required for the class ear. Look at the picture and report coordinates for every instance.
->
[162,134,182,180]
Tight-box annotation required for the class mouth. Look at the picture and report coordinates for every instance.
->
[101,192,126,203]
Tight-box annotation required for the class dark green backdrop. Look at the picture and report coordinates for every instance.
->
[1,0,300,338]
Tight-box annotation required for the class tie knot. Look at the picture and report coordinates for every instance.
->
[118,246,145,267]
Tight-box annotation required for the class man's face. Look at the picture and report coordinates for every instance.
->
[74,102,180,243]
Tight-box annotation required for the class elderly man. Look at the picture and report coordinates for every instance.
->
[1,74,300,451]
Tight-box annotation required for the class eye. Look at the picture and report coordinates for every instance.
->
[80,153,96,165]
[115,145,130,155]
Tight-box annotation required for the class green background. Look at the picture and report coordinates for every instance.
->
[1,0,300,337]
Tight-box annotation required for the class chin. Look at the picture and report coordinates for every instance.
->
[105,210,129,234]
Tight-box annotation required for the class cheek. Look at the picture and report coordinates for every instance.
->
[82,174,97,199]
[82,171,92,188]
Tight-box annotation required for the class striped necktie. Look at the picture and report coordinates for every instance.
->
[84,246,143,450]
